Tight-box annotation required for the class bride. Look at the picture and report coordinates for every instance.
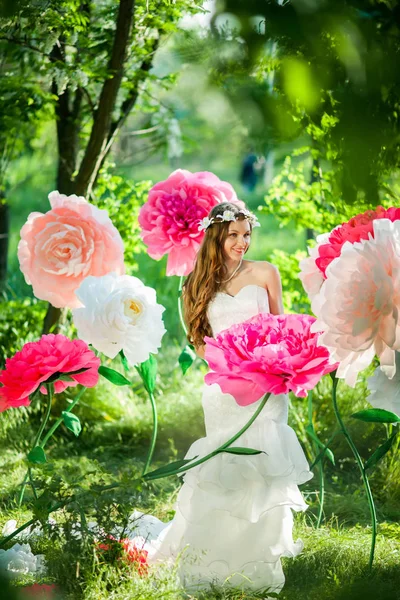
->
[136,202,313,596]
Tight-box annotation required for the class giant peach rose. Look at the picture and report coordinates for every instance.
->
[18,191,125,308]
[138,169,244,276]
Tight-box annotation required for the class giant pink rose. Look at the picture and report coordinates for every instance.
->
[204,313,337,406]
[18,191,125,308]
[0,334,100,411]
[138,169,244,276]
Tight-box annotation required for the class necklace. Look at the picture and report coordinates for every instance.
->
[217,258,243,285]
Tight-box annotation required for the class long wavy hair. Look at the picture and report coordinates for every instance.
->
[183,202,251,348]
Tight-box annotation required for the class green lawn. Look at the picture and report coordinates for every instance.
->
[1,359,400,600]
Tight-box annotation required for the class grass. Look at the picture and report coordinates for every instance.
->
[1,355,400,600]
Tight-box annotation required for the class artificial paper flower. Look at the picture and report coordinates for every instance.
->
[367,352,400,418]
[204,312,336,405]
[0,543,46,579]
[97,535,149,575]
[299,206,400,299]
[18,190,125,308]
[73,273,166,365]
[138,169,244,276]
[0,334,100,412]
[311,219,400,386]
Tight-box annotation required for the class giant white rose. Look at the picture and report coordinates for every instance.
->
[367,352,400,418]
[73,273,166,365]
[311,219,400,387]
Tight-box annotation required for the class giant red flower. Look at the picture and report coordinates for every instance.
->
[138,169,244,276]
[0,334,100,412]
[97,536,149,575]
[204,313,337,406]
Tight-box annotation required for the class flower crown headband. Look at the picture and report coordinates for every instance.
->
[198,208,260,232]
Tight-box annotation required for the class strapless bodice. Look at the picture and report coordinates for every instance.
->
[207,284,270,335]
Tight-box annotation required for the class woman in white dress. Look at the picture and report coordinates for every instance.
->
[143,202,313,596]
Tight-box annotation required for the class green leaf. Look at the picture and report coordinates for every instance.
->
[98,366,131,386]
[306,425,335,465]
[351,408,400,424]
[28,446,46,464]
[178,344,196,375]
[220,447,264,456]
[138,354,157,394]
[45,367,90,383]
[119,350,129,373]
[62,411,82,437]
[365,433,398,470]
[143,456,198,480]
[58,374,75,382]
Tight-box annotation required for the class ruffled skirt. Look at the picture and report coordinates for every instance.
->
[133,385,313,595]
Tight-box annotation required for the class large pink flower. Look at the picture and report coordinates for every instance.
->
[0,334,100,412]
[138,169,244,276]
[300,206,400,299]
[18,191,125,308]
[204,313,336,406]
[311,219,400,387]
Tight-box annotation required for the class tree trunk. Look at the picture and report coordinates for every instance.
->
[0,195,9,295]
[43,0,135,334]
[74,0,135,197]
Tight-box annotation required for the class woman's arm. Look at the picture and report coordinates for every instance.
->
[255,262,284,315]
[195,344,206,360]
[266,264,284,314]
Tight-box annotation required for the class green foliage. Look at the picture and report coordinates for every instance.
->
[93,167,151,271]
[0,298,46,368]
[265,248,310,314]
[213,0,400,205]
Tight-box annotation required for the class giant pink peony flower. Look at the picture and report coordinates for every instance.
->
[138,169,244,276]
[311,219,400,387]
[204,313,336,406]
[0,334,100,412]
[18,191,125,308]
[300,206,400,299]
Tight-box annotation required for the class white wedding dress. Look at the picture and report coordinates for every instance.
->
[133,285,313,595]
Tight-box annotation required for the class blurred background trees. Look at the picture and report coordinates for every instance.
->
[1,5,400,594]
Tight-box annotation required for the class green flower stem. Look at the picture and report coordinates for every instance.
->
[331,376,377,570]
[28,467,38,500]
[145,392,271,482]
[18,384,54,507]
[316,456,325,528]
[307,390,325,528]
[178,276,188,336]
[142,390,158,476]
[40,386,87,448]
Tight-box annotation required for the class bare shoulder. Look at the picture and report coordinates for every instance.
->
[247,260,280,284]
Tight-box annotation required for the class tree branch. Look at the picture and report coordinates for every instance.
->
[73,0,135,196]
[0,35,47,56]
